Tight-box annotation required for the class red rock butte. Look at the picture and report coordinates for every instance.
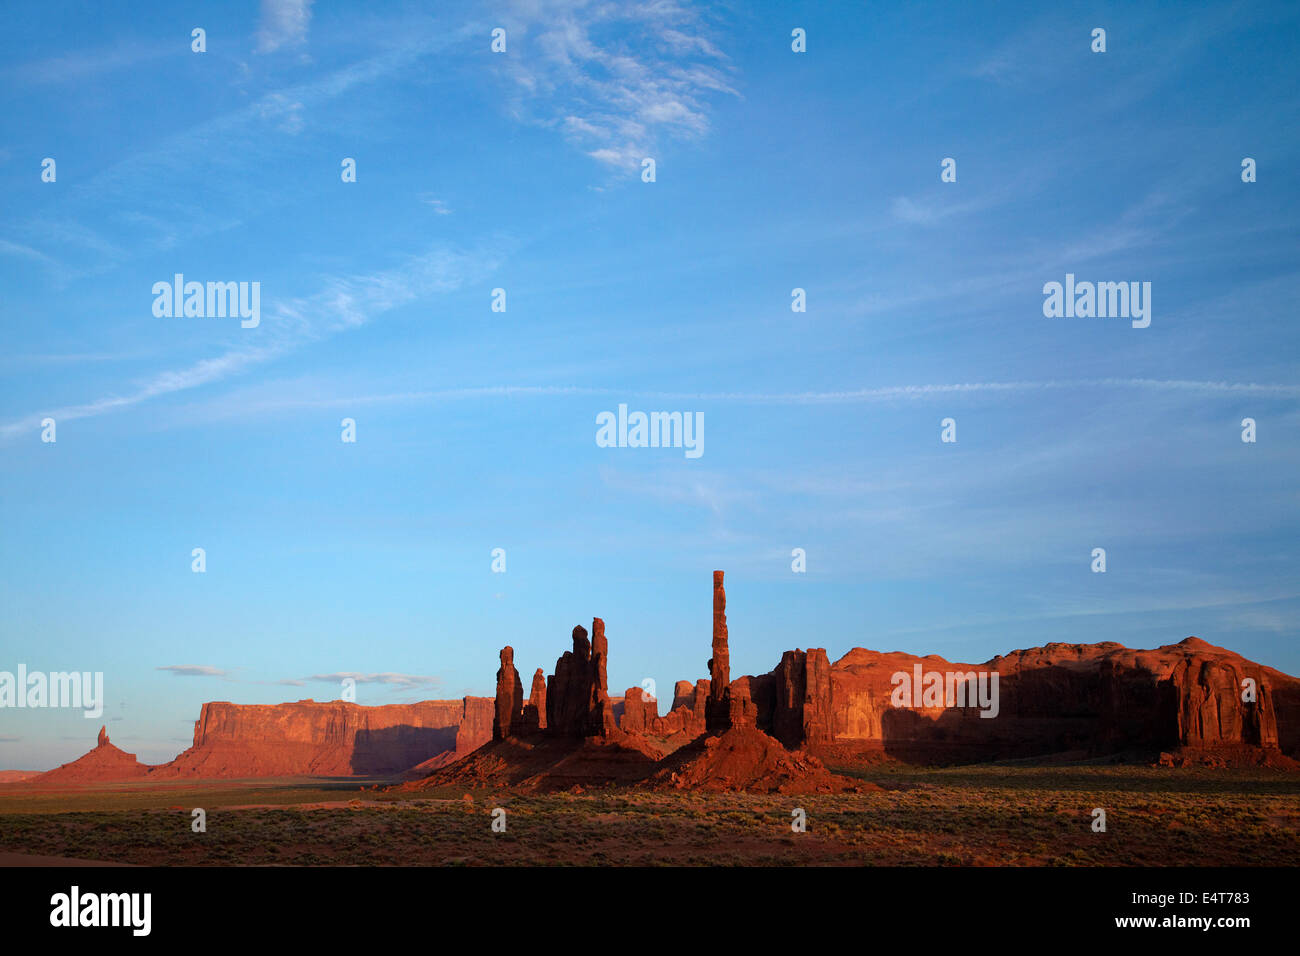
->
[30,727,150,784]
[16,572,1300,788]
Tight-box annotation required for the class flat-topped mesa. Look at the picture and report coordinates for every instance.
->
[101,696,495,779]
[493,646,524,741]
[706,570,731,733]
[803,636,1299,763]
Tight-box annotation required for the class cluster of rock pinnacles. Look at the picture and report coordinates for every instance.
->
[493,570,838,749]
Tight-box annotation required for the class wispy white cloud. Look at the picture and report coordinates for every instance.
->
[419,195,452,214]
[8,40,175,85]
[303,672,441,690]
[255,93,306,134]
[0,350,159,367]
[158,665,440,691]
[256,0,315,53]
[501,0,737,168]
[0,243,498,442]
[144,377,1300,436]
[3,30,469,280]
[598,465,758,514]
[0,239,57,265]
[157,665,234,678]
[212,378,1300,412]
[890,192,1005,226]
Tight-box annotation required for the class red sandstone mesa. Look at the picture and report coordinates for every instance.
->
[140,697,492,779]
[809,638,1298,764]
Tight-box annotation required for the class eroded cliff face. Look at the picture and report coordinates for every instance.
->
[153,697,493,777]
[811,637,1295,760]
[754,649,834,748]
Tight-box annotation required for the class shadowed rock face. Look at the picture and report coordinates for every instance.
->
[762,649,834,749]
[542,619,619,738]
[547,625,595,736]
[706,570,731,733]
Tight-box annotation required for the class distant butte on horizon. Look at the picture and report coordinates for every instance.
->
[13,570,1300,787]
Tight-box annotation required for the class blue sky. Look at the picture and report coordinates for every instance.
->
[2,0,1298,768]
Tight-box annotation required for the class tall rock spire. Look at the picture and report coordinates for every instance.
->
[526,668,547,731]
[706,570,731,732]
[589,618,618,736]
[493,646,524,741]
